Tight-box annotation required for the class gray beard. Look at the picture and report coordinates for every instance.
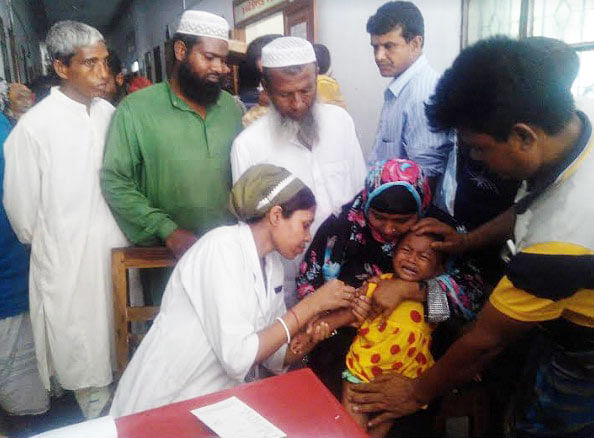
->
[269,103,320,149]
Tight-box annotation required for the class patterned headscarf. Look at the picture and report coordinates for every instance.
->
[345,159,431,245]
[299,159,432,286]
[362,159,432,217]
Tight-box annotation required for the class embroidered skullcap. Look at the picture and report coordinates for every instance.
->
[176,10,229,41]
[229,164,307,222]
[261,36,316,68]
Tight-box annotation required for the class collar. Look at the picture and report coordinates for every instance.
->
[238,222,276,299]
[51,86,101,112]
[166,81,222,114]
[386,54,428,98]
[515,111,592,214]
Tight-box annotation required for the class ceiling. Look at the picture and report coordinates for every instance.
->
[42,0,130,33]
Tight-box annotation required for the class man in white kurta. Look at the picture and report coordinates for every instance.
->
[110,222,287,417]
[2,21,127,418]
[231,38,367,306]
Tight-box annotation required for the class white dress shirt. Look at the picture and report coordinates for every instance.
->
[2,87,128,390]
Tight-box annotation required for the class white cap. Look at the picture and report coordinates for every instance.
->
[261,37,316,68]
[176,10,229,41]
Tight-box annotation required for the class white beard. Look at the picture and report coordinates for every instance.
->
[269,102,321,148]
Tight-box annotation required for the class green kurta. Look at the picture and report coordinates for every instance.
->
[101,82,243,246]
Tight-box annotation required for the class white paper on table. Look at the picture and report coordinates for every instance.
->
[191,396,286,438]
[31,415,117,438]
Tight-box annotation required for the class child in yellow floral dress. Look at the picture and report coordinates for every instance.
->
[342,231,446,437]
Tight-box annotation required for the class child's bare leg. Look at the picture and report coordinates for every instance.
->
[367,419,393,438]
[341,380,369,432]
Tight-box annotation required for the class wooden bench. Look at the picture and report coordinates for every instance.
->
[112,247,176,376]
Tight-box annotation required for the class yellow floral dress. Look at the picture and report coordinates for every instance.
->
[345,274,435,381]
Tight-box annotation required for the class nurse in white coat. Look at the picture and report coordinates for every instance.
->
[110,164,368,417]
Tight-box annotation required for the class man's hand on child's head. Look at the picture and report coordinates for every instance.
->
[412,217,467,254]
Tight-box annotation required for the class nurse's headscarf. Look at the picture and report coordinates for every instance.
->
[229,163,309,222]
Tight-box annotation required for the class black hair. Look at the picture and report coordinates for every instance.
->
[369,185,418,215]
[313,44,331,74]
[245,186,316,224]
[172,33,203,53]
[107,49,122,75]
[280,186,316,218]
[524,36,579,91]
[239,34,283,90]
[425,36,575,141]
[366,1,424,45]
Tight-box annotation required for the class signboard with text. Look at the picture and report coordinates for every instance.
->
[234,0,287,26]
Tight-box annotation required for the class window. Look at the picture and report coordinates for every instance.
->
[464,0,594,97]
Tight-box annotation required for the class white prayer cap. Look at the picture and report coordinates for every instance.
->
[176,10,229,41]
[261,37,316,68]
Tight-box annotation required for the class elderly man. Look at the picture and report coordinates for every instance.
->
[2,21,127,419]
[367,1,453,202]
[102,11,242,304]
[348,37,594,437]
[231,36,367,306]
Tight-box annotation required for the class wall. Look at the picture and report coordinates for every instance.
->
[108,0,234,79]
[0,0,44,83]
[316,0,462,156]
[107,0,462,154]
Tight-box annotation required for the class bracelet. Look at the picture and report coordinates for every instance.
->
[288,308,300,329]
[276,317,291,344]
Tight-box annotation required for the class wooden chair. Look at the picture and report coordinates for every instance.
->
[112,247,176,376]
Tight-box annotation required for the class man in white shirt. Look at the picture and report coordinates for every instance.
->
[231,37,367,306]
[2,20,127,419]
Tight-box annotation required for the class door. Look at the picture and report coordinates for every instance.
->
[153,46,162,83]
[164,40,175,80]
[284,0,315,42]
[144,51,152,82]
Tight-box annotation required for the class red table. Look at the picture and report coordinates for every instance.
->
[115,368,369,437]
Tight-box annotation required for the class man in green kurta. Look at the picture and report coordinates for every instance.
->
[101,11,242,303]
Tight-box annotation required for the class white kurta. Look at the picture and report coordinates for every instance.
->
[110,223,287,417]
[2,87,128,390]
[231,103,367,305]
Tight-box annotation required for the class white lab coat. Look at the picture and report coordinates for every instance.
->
[231,103,367,306]
[110,223,288,417]
[2,87,127,390]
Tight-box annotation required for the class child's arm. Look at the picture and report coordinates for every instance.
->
[284,290,372,364]
[371,278,426,320]
[284,318,332,364]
